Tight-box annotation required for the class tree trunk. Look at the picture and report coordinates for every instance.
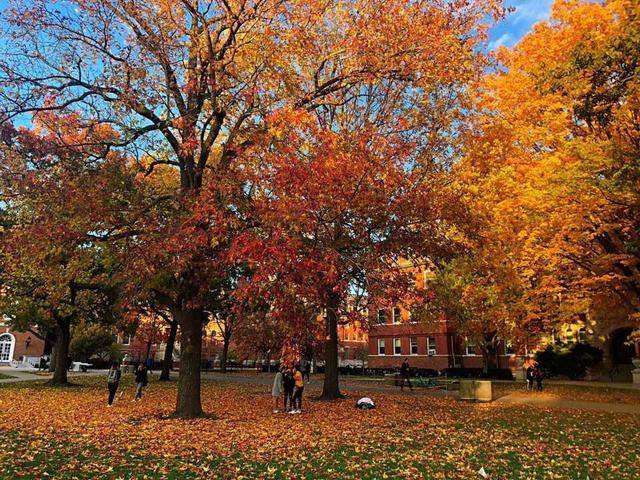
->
[480,339,498,375]
[220,334,230,373]
[321,295,342,400]
[175,308,204,418]
[160,319,178,381]
[49,319,71,386]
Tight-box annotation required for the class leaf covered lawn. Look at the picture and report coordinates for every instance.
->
[0,378,638,479]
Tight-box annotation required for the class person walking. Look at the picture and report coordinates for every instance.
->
[106,362,122,407]
[525,366,534,391]
[272,366,284,413]
[134,363,148,401]
[282,367,295,413]
[290,364,304,414]
[399,359,413,391]
[534,367,544,392]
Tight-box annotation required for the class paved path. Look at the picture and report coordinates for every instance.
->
[494,393,640,415]
[0,369,45,383]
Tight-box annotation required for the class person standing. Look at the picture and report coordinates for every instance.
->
[106,362,122,406]
[525,366,534,391]
[145,356,154,374]
[303,361,311,383]
[399,359,413,391]
[272,366,284,413]
[291,364,304,414]
[134,363,148,401]
[282,367,295,413]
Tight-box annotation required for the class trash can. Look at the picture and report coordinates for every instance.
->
[474,380,492,402]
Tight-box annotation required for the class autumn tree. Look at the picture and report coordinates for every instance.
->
[0,119,126,385]
[416,252,525,371]
[0,0,503,414]
[236,109,482,398]
[461,0,640,341]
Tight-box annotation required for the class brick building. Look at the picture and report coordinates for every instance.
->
[366,306,516,371]
[0,321,46,366]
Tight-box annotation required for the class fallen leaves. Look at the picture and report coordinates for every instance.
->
[0,377,638,479]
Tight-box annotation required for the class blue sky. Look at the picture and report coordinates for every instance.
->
[0,0,552,51]
[489,0,555,50]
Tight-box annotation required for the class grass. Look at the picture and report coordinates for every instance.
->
[0,373,15,380]
[1,377,638,479]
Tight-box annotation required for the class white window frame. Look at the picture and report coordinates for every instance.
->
[392,307,402,324]
[377,339,386,355]
[120,334,132,346]
[427,337,437,356]
[0,333,16,363]
[465,340,476,356]
[393,338,402,356]
[377,309,387,324]
[410,337,418,355]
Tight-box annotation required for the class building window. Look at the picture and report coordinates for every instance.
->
[465,340,476,356]
[392,307,401,324]
[377,309,387,324]
[393,338,402,355]
[377,339,386,355]
[0,333,15,363]
[427,337,436,356]
[410,337,418,355]
[120,334,132,346]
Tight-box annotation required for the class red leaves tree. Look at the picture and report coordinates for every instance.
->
[236,111,478,398]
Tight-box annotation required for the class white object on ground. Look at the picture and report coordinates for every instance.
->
[356,397,375,409]
[478,467,488,478]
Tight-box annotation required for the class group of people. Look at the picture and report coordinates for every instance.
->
[106,361,149,406]
[525,365,544,391]
[272,364,306,414]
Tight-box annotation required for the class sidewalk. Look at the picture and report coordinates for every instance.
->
[494,394,640,415]
[0,367,107,384]
[0,368,44,383]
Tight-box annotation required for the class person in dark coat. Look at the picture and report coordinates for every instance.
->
[106,362,122,406]
[145,356,154,373]
[399,359,413,391]
[534,367,544,391]
[134,363,149,400]
[282,367,295,412]
[303,361,311,383]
